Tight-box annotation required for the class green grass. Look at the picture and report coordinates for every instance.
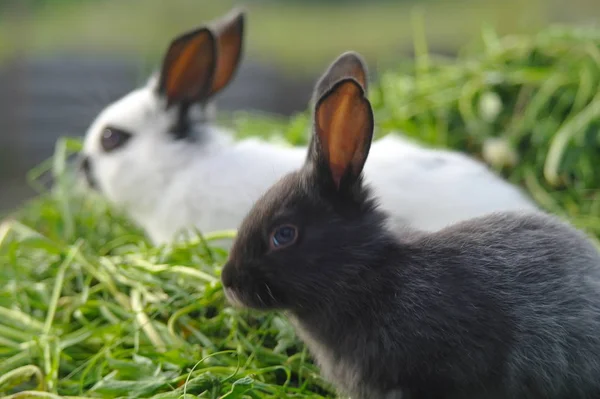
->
[2,25,600,398]
[0,140,328,398]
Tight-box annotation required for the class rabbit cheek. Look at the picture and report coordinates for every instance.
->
[240,265,287,310]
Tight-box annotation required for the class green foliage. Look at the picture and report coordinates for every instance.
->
[371,25,600,237]
[1,26,600,398]
[0,0,569,72]
[256,0,412,3]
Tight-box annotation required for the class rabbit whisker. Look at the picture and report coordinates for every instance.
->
[264,282,276,302]
[256,292,265,307]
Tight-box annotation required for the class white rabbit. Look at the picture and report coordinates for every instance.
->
[79,8,536,245]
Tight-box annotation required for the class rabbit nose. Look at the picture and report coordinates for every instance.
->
[221,261,234,288]
[79,156,90,172]
[78,155,98,190]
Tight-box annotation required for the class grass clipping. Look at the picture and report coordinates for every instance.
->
[2,26,600,398]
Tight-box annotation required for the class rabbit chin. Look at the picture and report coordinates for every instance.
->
[223,284,282,311]
[223,287,247,308]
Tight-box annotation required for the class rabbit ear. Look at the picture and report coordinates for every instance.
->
[208,8,245,97]
[158,27,217,108]
[311,78,374,191]
[313,52,369,101]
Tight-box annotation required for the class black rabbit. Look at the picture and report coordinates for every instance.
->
[220,51,600,399]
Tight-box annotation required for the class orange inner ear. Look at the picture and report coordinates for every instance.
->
[164,32,215,103]
[211,14,244,95]
[316,81,371,188]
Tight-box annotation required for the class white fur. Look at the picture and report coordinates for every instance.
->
[82,82,536,245]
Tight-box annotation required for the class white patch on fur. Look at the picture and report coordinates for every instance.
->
[223,287,245,308]
[82,84,536,245]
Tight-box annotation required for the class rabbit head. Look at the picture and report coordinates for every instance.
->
[221,53,386,311]
[79,9,245,217]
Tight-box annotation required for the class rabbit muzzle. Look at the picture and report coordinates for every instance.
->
[78,155,99,191]
[223,286,245,309]
[221,260,247,308]
[221,260,283,310]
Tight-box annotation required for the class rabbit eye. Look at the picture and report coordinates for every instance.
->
[100,127,132,153]
[270,224,298,250]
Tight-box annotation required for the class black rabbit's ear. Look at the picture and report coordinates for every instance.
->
[158,27,217,108]
[208,8,245,97]
[311,78,374,192]
[313,51,369,102]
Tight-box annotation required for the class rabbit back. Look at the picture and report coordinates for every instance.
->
[416,213,600,397]
[147,139,306,243]
[147,134,534,243]
[293,212,600,399]
[366,135,536,232]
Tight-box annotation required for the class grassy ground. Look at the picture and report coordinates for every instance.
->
[1,0,599,72]
[1,26,600,398]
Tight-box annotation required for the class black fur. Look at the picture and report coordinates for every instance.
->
[221,53,600,399]
[312,51,370,104]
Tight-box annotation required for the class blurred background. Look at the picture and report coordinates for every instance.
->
[0,0,599,212]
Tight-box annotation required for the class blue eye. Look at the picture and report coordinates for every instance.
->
[270,225,298,249]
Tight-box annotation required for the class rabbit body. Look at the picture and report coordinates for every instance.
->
[221,60,600,399]
[79,11,534,245]
[286,211,600,399]
[82,85,534,244]
[223,167,600,398]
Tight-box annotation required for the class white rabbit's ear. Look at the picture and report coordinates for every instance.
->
[313,51,369,102]
[158,27,217,108]
[208,8,245,97]
[310,78,374,192]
